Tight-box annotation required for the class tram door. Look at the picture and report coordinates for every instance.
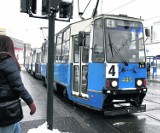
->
[72,35,90,98]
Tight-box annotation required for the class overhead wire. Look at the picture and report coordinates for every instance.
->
[106,0,136,14]
[78,0,91,15]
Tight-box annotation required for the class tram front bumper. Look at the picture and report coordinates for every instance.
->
[103,88,147,95]
[104,104,146,116]
[103,88,147,99]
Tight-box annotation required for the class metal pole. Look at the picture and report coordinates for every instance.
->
[46,2,56,130]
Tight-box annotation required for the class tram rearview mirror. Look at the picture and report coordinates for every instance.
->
[78,31,86,46]
[145,28,150,37]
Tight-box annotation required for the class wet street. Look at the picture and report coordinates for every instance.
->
[20,71,160,133]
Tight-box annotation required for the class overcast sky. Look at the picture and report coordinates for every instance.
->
[0,0,160,48]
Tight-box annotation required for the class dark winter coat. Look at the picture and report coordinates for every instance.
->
[0,56,33,105]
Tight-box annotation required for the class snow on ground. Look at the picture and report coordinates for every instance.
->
[27,122,61,133]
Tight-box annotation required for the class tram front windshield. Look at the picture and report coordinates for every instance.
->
[105,19,145,63]
[92,18,145,63]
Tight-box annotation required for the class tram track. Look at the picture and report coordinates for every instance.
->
[54,91,160,133]
[143,98,160,113]
[146,108,160,112]
[53,93,96,133]
[144,99,160,105]
[54,93,128,133]
[143,94,160,123]
[75,107,127,133]
[36,84,160,133]
[22,71,160,132]
[147,92,160,96]
[145,113,160,122]
[41,80,160,133]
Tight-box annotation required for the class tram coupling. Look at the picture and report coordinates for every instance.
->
[104,103,146,116]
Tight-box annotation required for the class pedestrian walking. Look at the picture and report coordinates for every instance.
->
[0,35,36,133]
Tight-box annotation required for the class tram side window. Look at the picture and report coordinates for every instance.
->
[73,36,79,63]
[128,27,144,62]
[41,44,45,63]
[32,51,36,64]
[36,53,41,63]
[41,42,48,63]
[62,29,70,63]
[82,34,90,63]
[44,43,48,63]
[92,19,104,62]
[56,44,62,62]
[138,38,145,61]
[55,33,62,62]
[62,41,69,62]
[73,34,89,63]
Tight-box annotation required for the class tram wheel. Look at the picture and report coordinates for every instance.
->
[63,88,68,98]
[103,101,114,109]
[44,77,47,86]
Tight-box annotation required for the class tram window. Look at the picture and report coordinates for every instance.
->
[42,42,48,63]
[41,54,45,63]
[56,29,70,63]
[73,65,79,92]
[57,33,62,44]
[92,19,104,62]
[82,48,89,63]
[32,54,36,63]
[55,56,58,61]
[56,44,62,62]
[55,33,63,62]
[73,37,79,63]
[43,49,48,63]
[93,44,103,54]
[41,44,45,63]
[82,65,88,94]
[82,34,90,63]
[36,53,41,63]
[63,28,70,41]
[62,41,69,62]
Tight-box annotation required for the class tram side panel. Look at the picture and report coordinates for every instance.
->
[41,63,47,82]
[87,63,106,109]
[54,63,72,96]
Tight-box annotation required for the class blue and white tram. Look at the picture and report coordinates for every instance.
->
[30,48,41,77]
[24,56,30,72]
[43,14,150,115]
[41,41,48,84]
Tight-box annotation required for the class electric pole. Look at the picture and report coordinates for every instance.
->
[20,0,73,130]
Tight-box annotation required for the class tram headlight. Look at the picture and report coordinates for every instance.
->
[136,79,142,86]
[106,79,118,89]
[135,78,146,88]
[111,80,118,88]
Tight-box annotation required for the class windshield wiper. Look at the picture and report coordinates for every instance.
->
[108,33,128,66]
[108,33,114,56]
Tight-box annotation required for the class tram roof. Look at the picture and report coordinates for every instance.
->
[55,14,144,36]
[97,14,143,21]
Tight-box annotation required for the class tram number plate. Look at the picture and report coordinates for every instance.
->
[106,64,118,78]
